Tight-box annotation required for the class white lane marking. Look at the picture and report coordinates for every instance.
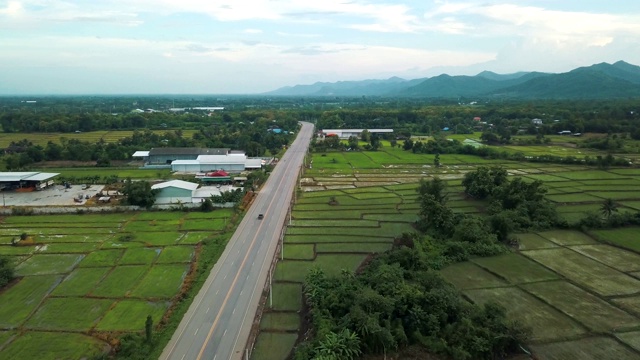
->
[233,308,236,314]
[206,307,210,314]
[231,260,234,266]
[180,355,186,360]
[223,274,227,280]
[240,290,243,296]
[194,328,199,336]
[216,289,219,295]
[223,329,227,337]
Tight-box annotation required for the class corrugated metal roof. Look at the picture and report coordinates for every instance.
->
[321,129,394,133]
[149,148,229,156]
[151,180,199,191]
[132,151,150,157]
[197,155,246,164]
[24,173,60,181]
[0,172,39,182]
[245,159,263,168]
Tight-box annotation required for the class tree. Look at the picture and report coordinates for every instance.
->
[434,153,441,168]
[0,256,14,288]
[145,315,153,342]
[200,198,214,212]
[360,129,371,142]
[122,179,157,208]
[600,198,619,219]
[347,136,359,150]
[462,166,508,199]
[417,177,447,205]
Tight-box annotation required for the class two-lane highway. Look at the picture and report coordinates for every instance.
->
[161,122,314,360]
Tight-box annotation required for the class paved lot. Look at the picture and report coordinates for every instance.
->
[1,185,106,207]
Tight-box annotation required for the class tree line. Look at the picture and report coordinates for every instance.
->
[3,121,294,170]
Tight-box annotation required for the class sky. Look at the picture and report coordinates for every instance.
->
[1,0,640,95]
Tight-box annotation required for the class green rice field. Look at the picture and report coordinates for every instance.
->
[254,143,640,360]
[0,209,232,359]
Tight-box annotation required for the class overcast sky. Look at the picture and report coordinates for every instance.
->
[2,0,640,95]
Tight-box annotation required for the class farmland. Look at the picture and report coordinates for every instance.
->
[0,209,234,359]
[252,141,640,360]
[0,129,199,148]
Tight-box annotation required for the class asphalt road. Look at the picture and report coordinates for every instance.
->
[161,122,314,360]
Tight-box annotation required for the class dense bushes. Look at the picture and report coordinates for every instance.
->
[295,252,529,360]
[0,256,15,289]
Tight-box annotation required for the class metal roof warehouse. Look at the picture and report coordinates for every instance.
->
[0,172,60,191]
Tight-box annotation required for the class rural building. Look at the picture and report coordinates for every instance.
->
[532,118,543,125]
[320,129,394,139]
[135,148,231,166]
[171,154,248,173]
[151,180,199,204]
[0,172,60,191]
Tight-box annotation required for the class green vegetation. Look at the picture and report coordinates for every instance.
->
[0,255,14,288]
[0,208,238,359]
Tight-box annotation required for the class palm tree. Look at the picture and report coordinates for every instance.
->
[600,198,618,219]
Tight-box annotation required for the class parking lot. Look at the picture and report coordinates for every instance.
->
[0,184,106,207]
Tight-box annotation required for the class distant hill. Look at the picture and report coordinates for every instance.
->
[264,61,640,99]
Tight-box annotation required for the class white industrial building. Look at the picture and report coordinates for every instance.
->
[151,179,239,204]
[171,154,247,173]
[152,180,199,204]
[320,129,394,139]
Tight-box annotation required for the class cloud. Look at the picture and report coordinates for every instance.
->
[243,28,263,34]
[0,1,22,16]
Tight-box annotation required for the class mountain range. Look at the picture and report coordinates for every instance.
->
[264,61,640,99]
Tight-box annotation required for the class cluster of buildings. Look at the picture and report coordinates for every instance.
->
[318,129,394,139]
[132,148,264,173]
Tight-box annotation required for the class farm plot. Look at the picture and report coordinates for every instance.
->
[522,281,640,332]
[0,332,107,360]
[130,264,189,299]
[25,297,113,331]
[0,209,233,360]
[51,267,111,297]
[471,253,559,284]
[464,287,586,341]
[91,266,149,297]
[439,262,507,290]
[15,254,83,276]
[569,244,640,272]
[589,227,640,252]
[522,248,640,296]
[529,337,639,360]
[0,275,61,328]
[95,299,169,331]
